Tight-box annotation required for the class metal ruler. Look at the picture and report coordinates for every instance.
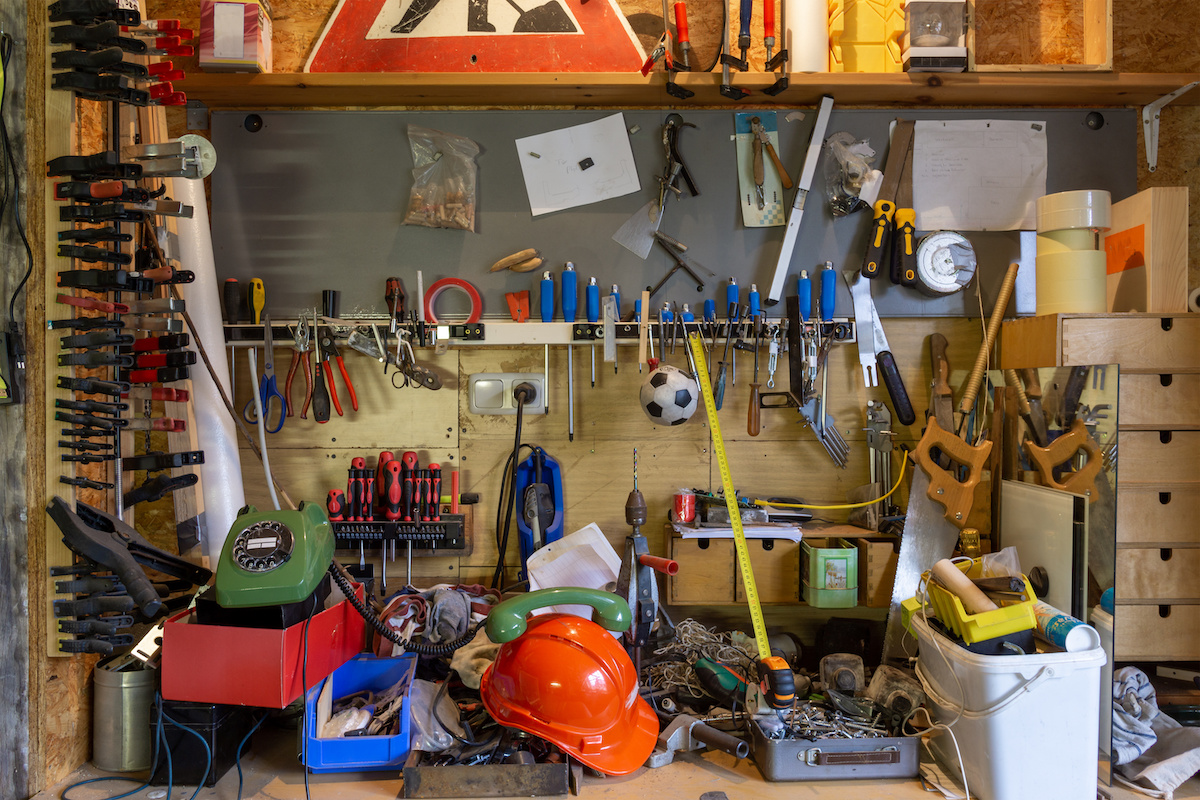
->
[687,333,770,660]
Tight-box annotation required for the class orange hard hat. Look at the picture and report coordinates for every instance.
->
[480,589,657,776]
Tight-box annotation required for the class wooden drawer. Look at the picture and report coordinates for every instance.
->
[1115,604,1200,660]
[734,538,800,604]
[1119,374,1200,430]
[1117,487,1200,545]
[1116,547,1200,601]
[1117,431,1200,486]
[669,536,734,605]
[1001,314,1200,371]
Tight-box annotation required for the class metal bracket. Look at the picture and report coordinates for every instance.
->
[1142,82,1199,172]
[186,99,209,131]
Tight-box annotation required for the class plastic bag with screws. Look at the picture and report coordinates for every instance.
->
[403,125,480,232]
[823,132,876,217]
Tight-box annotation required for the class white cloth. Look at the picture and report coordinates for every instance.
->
[1114,666,1161,765]
[1112,666,1200,798]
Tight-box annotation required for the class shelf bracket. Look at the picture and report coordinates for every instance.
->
[1142,81,1198,173]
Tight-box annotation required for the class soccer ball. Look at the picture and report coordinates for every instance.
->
[640,365,699,426]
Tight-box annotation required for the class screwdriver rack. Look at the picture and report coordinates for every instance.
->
[332,514,467,551]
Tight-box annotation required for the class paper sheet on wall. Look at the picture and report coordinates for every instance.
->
[526,523,622,619]
[912,119,1047,231]
[516,113,640,217]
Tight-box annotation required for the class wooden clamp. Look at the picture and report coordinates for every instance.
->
[913,417,993,528]
[1023,420,1103,502]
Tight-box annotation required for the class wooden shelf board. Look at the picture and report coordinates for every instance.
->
[178,71,1200,109]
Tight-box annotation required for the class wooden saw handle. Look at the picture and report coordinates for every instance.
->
[1023,420,1103,503]
[913,417,993,528]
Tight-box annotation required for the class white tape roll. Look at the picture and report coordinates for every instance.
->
[1035,250,1107,315]
[1036,189,1112,233]
[1037,229,1097,255]
[1189,287,1200,313]
[785,0,829,72]
[915,231,976,295]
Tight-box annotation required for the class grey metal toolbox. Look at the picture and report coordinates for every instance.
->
[747,717,920,781]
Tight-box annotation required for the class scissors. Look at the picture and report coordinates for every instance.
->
[243,312,286,433]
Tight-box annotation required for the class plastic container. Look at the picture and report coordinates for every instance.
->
[303,653,417,773]
[912,614,1105,800]
[149,700,261,787]
[802,538,857,608]
[1091,605,1114,756]
[923,559,1037,644]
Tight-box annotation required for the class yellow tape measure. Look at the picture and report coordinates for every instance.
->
[687,333,771,661]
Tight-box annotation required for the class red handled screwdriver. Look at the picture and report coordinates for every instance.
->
[429,464,442,521]
[419,469,431,521]
[349,457,366,521]
[401,452,419,521]
[382,460,403,520]
[326,489,346,521]
[363,469,375,521]
[376,451,394,504]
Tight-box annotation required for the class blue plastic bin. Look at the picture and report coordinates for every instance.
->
[303,653,417,773]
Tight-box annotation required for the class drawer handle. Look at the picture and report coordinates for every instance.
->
[1161,431,1173,445]
[1162,318,1174,332]
[1160,374,1173,387]
[1161,548,1174,562]
[1160,492,1172,505]
[1160,605,1172,618]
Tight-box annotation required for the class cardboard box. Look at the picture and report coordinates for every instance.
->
[851,535,900,608]
[1104,187,1189,313]
[199,0,272,73]
[161,583,366,708]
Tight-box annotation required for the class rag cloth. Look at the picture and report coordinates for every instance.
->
[449,627,501,689]
[1113,666,1200,799]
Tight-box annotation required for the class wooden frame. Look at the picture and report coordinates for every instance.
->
[967,0,1113,72]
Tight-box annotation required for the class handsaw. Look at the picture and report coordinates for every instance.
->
[880,262,1020,664]
[1024,420,1103,503]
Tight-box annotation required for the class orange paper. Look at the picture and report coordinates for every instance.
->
[1104,224,1146,275]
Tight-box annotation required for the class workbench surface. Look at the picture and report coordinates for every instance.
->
[34,722,1176,800]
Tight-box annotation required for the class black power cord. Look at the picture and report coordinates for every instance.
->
[491,382,539,590]
[1,33,32,334]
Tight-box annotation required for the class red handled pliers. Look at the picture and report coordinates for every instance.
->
[284,314,313,418]
[317,325,358,416]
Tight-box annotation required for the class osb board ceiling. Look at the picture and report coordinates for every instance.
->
[972,0,1089,66]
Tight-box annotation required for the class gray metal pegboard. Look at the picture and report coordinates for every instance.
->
[210,107,1135,322]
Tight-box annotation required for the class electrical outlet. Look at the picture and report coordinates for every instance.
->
[468,373,546,415]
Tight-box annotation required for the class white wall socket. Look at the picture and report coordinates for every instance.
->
[468,373,547,415]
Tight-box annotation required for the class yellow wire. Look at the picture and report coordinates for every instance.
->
[752,453,909,511]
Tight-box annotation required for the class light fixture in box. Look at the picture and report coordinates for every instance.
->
[903,0,967,73]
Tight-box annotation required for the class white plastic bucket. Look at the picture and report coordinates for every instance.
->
[912,614,1105,800]
[1090,606,1114,756]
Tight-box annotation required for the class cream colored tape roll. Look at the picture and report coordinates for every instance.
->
[1036,250,1107,315]
[1037,228,1097,255]
[1037,189,1111,233]
[785,0,829,72]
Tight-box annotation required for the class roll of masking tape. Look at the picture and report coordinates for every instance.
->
[1037,228,1097,255]
[1037,189,1112,233]
[1190,287,1200,313]
[785,0,830,72]
[1036,250,1107,315]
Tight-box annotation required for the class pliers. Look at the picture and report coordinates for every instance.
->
[285,314,313,418]
[318,325,358,416]
[658,114,699,211]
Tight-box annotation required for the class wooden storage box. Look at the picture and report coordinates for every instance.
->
[1116,487,1200,546]
[852,535,900,608]
[1116,431,1200,488]
[1117,548,1200,602]
[1118,374,1200,430]
[1000,313,1200,371]
[668,534,735,605]
[967,0,1111,72]
[734,538,801,604]
[1103,187,1189,313]
[1114,605,1200,661]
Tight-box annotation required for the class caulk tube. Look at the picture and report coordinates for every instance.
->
[1032,601,1101,651]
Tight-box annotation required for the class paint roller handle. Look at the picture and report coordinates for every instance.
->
[959,262,1019,418]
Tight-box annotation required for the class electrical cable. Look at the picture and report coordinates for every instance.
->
[158,710,213,800]
[1,33,34,331]
[753,452,908,510]
[235,712,270,800]
[492,384,538,590]
[328,561,482,656]
[247,347,281,510]
[431,671,497,748]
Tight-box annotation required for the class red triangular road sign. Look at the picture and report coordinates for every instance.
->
[306,0,646,72]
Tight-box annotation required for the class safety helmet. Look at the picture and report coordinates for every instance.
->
[480,611,657,775]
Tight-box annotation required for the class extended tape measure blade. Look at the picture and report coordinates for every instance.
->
[687,333,771,661]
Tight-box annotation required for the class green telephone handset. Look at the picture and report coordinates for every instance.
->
[213,501,334,608]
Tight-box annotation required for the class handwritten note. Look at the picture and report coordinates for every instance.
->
[912,120,1047,231]
[516,113,640,217]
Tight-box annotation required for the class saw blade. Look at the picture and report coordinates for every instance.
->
[880,464,963,664]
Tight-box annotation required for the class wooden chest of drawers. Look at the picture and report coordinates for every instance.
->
[1001,313,1200,661]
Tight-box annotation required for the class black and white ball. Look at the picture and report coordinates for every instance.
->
[640,365,699,426]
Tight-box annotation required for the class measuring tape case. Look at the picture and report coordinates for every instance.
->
[748,716,919,781]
